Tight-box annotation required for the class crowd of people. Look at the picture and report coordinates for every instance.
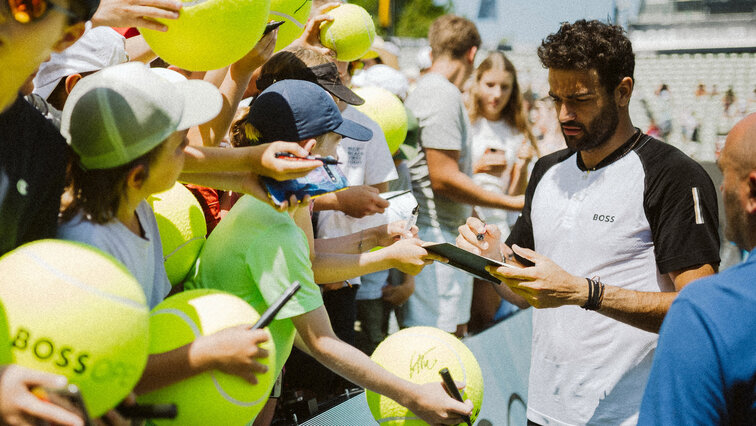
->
[1,0,754,424]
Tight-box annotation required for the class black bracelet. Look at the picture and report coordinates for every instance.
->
[581,277,604,311]
[582,278,593,310]
[595,277,605,310]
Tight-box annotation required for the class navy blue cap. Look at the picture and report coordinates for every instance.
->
[249,79,372,144]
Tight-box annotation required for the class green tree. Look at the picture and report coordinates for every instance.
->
[348,0,451,38]
[395,0,450,38]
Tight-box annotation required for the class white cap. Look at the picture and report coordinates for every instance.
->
[61,62,222,170]
[33,23,127,101]
[352,64,410,101]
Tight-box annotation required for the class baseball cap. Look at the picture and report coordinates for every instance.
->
[33,23,128,101]
[249,79,372,144]
[61,62,222,170]
[256,62,365,106]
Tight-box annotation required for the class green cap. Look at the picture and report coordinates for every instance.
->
[61,62,222,170]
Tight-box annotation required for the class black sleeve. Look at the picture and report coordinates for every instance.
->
[638,140,720,274]
[8,98,70,247]
[506,148,573,264]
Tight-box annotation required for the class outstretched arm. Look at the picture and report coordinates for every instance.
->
[182,142,321,180]
[427,148,524,211]
[189,30,277,147]
[456,216,715,331]
[487,245,715,333]
[134,326,269,395]
[292,307,472,425]
[309,221,445,283]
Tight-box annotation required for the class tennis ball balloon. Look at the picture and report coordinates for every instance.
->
[269,0,312,52]
[138,289,276,425]
[367,326,484,425]
[147,183,207,286]
[353,86,408,155]
[0,300,12,366]
[319,3,376,62]
[140,0,272,71]
[0,240,150,417]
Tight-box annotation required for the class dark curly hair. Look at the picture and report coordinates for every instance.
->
[537,20,634,95]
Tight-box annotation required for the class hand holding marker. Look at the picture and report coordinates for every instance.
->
[439,367,472,426]
[401,205,419,239]
[274,152,340,165]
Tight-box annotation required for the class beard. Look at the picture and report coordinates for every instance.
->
[562,98,619,152]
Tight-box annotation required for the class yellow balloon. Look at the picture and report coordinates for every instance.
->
[367,326,484,425]
[0,240,149,417]
[268,0,312,52]
[140,0,272,71]
[353,86,408,155]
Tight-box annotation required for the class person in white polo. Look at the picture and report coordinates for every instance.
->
[457,20,720,425]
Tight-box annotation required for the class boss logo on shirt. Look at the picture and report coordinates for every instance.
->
[593,214,615,223]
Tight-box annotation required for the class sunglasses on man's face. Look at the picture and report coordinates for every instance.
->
[7,0,94,24]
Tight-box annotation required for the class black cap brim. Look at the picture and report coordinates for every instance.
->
[309,63,365,106]
[319,81,365,105]
[334,118,372,142]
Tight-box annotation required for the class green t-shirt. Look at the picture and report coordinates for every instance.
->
[186,195,323,377]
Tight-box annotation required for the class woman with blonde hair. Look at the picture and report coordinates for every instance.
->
[466,50,537,233]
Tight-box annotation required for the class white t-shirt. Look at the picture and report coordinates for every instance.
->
[316,106,398,239]
[469,118,527,233]
[507,134,721,425]
[57,201,171,309]
[316,106,398,285]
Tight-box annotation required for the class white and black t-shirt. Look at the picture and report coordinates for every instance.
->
[507,131,720,425]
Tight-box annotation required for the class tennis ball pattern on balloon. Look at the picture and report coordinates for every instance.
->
[147,183,207,286]
[319,3,376,62]
[367,326,484,425]
[138,289,276,425]
[0,240,150,417]
[140,0,271,71]
[269,0,312,52]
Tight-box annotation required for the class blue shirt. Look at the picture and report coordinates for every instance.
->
[639,249,756,425]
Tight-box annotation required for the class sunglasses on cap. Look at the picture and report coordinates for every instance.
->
[7,0,97,24]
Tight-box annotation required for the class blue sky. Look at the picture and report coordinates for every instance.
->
[449,0,642,47]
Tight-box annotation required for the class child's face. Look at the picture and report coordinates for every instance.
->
[309,131,342,159]
[143,130,188,195]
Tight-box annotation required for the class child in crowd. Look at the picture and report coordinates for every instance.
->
[57,62,271,395]
[188,79,473,424]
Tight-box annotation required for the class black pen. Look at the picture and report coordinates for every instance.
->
[401,204,419,239]
[439,367,472,426]
[274,152,340,165]
[384,189,411,200]
[251,281,301,330]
